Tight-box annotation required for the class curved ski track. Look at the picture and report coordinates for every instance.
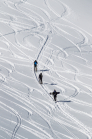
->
[0,0,92,139]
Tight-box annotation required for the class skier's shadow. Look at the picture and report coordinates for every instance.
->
[57,100,72,103]
[39,69,49,72]
[43,83,57,85]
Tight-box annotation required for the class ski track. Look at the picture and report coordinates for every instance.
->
[0,0,92,139]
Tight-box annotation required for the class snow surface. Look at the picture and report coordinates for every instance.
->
[0,0,92,139]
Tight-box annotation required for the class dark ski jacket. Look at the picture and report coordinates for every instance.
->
[50,90,60,96]
[39,73,43,79]
[53,90,60,96]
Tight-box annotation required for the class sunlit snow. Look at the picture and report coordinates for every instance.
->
[0,0,92,139]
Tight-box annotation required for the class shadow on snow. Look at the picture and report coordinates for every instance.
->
[43,83,57,85]
[57,100,72,103]
[39,69,50,72]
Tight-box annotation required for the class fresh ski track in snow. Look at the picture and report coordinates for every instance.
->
[0,0,92,139]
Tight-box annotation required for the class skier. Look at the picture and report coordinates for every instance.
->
[34,60,38,72]
[50,89,60,101]
[39,73,43,84]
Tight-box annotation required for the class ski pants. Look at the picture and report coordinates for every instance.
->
[34,65,37,72]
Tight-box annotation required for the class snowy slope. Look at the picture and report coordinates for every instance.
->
[0,0,92,139]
